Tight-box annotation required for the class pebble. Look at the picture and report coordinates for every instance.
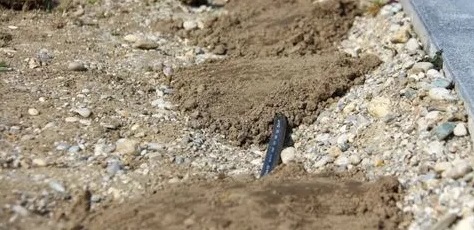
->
[444,160,473,179]
[431,212,458,230]
[56,142,70,151]
[406,38,420,54]
[431,78,452,89]
[163,66,174,77]
[32,158,48,167]
[68,61,87,71]
[68,145,81,153]
[410,62,434,74]
[11,205,29,217]
[334,156,349,167]
[123,34,139,43]
[65,117,79,122]
[115,138,139,155]
[454,123,468,137]
[147,142,164,151]
[132,39,158,50]
[349,155,361,165]
[429,88,456,101]
[426,69,443,78]
[48,180,66,193]
[107,160,122,177]
[28,108,39,116]
[314,156,333,168]
[434,122,456,140]
[183,20,198,30]
[74,108,92,118]
[390,27,410,43]
[336,134,349,151]
[367,96,391,118]
[280,147,296,164]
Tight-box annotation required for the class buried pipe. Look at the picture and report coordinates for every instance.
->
[260,113,288,177]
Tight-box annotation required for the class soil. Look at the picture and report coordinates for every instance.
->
[185,0,362,57]
[82,164,405,230]
[171,0,381,146]
[172,54,381,146]
[0,0,408,229]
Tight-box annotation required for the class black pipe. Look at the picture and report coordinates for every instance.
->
[260,113,288,177]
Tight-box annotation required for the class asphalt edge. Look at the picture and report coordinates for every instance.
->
[400,0,474,145]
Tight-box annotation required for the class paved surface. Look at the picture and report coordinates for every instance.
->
[401,0,474,137]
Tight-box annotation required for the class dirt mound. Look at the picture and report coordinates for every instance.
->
[83,164,405,230]
[186,0,361,57]
[172,53,381,146]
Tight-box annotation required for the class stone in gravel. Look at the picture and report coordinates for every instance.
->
[367,96,391,118]
[68,146,81,153]
[147,142,164,151]
[454,216,474,230]
[426,69,443,78]
[336,134,349,151]
[91,195,102,203]
[314,156,333,168]
[68,61,87,71]
[431,212,458,230]
[444,160,473,179]
[406,38,420,54]
[183,20,198,31]
[56,142,70,151]
[32,158,48,167]
[410,62,434,74]
[49,180,66,193]
[431,78,452,89]
[107,160,122,176]
[349,155,361,165]
[115,138,139,155]
[123,34,139,43]
[429,88,456,101]
[28,108,39,116]
[334,156,349,167]
[434,162,451,173]
[391,27,410,43]
[454,123,468,136]
[163,66,174,77]
[11,205,29,217]
[434,122,456,140]
[280,147,296,164]
[65,117,79,122]
[74,108,92,118]
[133,39,158,50]
[328,146,342,157]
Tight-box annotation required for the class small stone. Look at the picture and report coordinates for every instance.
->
[147,142,164,151]
[431,78,452,89]
[334,156,349,167]
[28,108,39,116]
[391,27,410,43]
[163,66,174,77]
[336,134,349,152]
[428,88,456,101]
[68,61,87,71]
[91,195,101,203]
[434,162,451,173]
[213,45,226,55]
[454,123,468,137]
[349,155,361,165]
[426,69,443,78]
[444,160,473,179]
[368,96,391,118]
[56,142,70,151]
[373,157,384,167]
[280,147,296,164]
[123,34,139,43]
[406,38,420,54]
[11,205,29,217]
[314,156,333,168]
[32,158,48,167]
[434,122,456,140]
[49,180,66,193]
[410,62,434,74]
[107,160,122,177]
[65,117,79,122]
[328,146,342,157]
[133,39,158,50]
[115,138,139,155]
[74,108,92,118]
[183,20,198,30]
[454,215,474,230]
[68,145,81,153]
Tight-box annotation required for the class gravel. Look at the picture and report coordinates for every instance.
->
[1,1,472,229]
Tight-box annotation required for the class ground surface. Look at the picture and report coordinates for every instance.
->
[1,0,473,229]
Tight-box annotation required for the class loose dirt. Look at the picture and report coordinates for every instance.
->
[171,0,381,146]
[172,54,381,146]
[82,164,406,230]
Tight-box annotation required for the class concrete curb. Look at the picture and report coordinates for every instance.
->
[400,0,474,144]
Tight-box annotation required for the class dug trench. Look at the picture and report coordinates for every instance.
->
[56,0,409,229]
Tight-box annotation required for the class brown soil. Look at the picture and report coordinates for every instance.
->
[172,53,380,146]
[186,0,362,57]
[82,164,405,230]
